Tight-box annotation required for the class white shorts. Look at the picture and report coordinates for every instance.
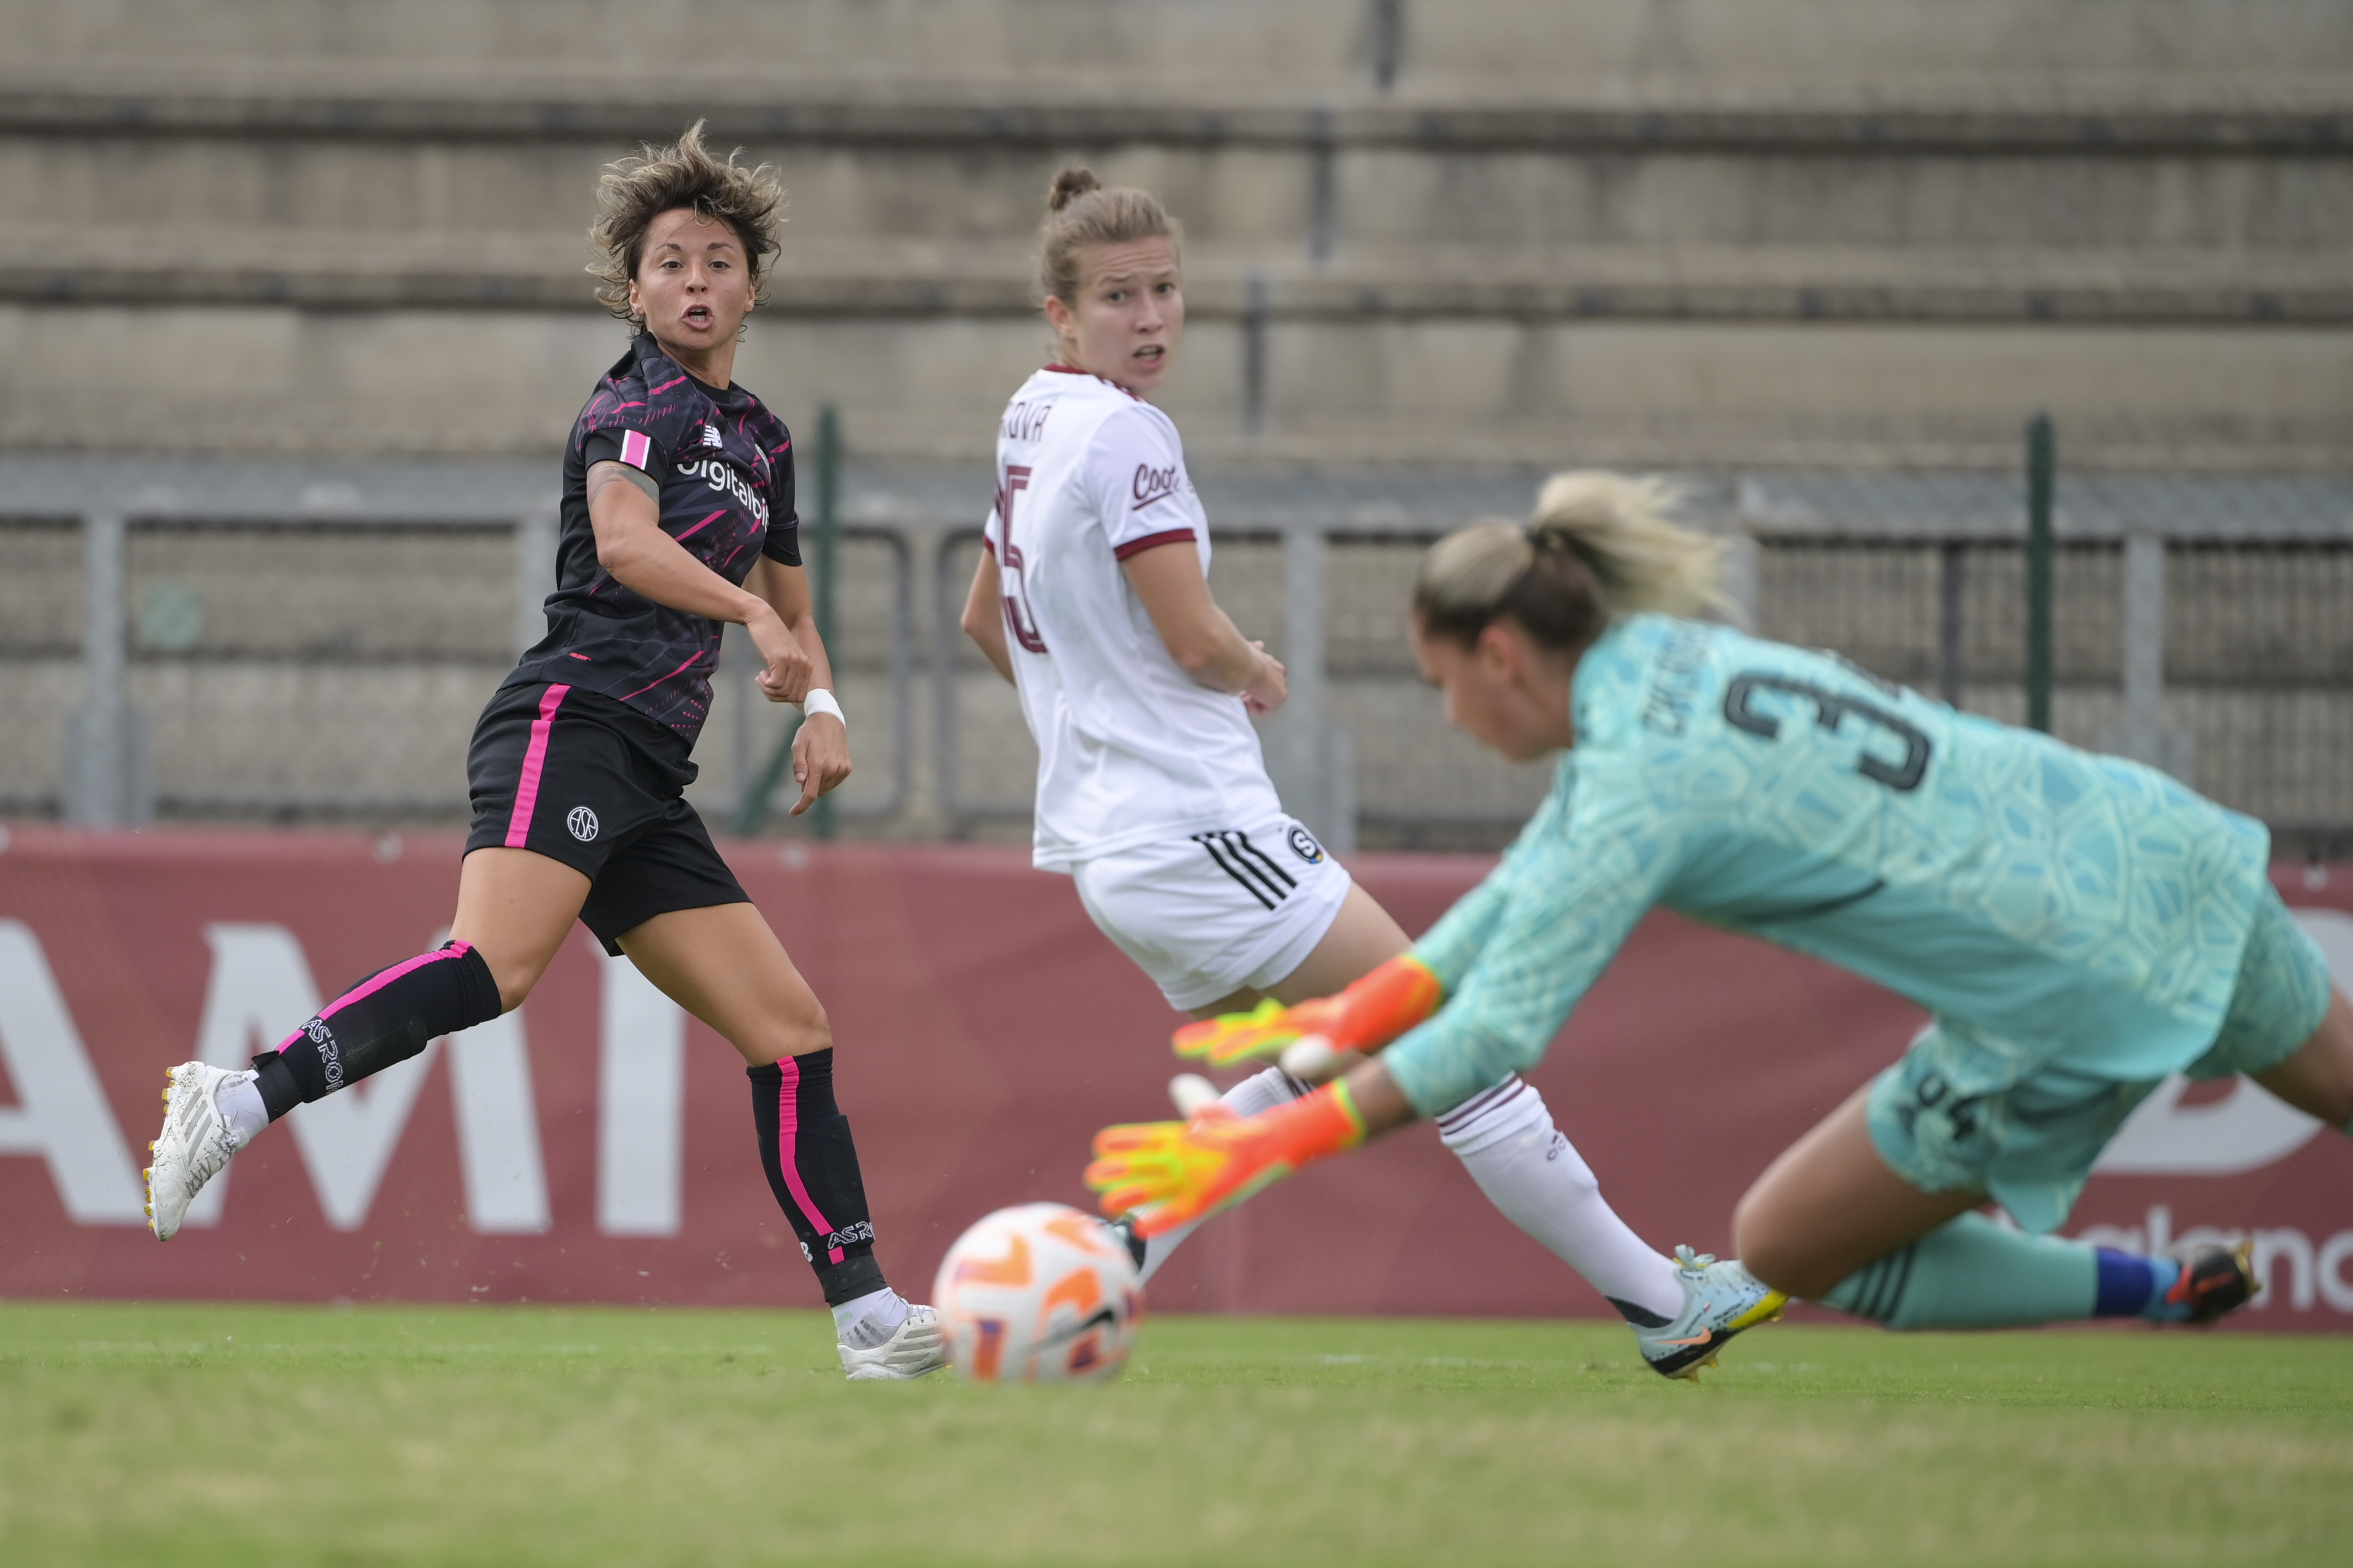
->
[1070,815,1353,1012]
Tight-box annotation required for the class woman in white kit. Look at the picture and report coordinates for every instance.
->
[959,167,1778,1376]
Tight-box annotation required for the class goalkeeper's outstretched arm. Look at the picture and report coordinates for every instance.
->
[1172,952,1444,1072]
[1086,1057,1419,1236]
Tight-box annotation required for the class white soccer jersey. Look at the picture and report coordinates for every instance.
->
[984,366,1281,869]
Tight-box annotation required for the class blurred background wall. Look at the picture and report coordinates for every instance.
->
[2,1,2346,851]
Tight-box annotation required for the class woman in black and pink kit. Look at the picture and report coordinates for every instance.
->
[143,124,945,1380]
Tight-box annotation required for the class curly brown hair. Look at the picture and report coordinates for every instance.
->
[588,120,785,332]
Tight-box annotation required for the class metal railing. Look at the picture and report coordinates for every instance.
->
[926,455,2353,854]
[1730,460,2353,859]
[8,444,2348,854]
[0,453,913,833]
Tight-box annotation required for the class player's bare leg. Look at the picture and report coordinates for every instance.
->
[618,903,945,1379]
[1138,884,1707,1358]
[1736,1085,2257,1329]
[2253,986,2353,1130]
[1734,1086,1985,1299]
[449,846,595,1010]
[146,846,576,1240]
[1262,883,1414,1005]
[615,902,830,1068]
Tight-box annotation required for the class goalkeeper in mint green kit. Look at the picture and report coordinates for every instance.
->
[1090,471,2353,1354]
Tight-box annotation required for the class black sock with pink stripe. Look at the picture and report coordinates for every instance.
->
[250,941,502,1119]
[747,1049,886,1307]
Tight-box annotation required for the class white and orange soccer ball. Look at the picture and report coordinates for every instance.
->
[932,1202,1143,1383]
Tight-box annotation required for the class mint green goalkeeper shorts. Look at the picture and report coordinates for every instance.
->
[1865,885,2333,1234]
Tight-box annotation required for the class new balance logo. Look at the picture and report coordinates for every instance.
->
[1193,829,1298,912]
[700,424,723,448]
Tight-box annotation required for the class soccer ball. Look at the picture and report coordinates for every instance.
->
[932,1202,1143,1383]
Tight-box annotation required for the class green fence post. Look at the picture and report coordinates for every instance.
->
[2025,412,2054,734]
[735,402,842,838]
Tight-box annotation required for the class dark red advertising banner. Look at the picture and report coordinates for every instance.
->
[2,829,2347,1329]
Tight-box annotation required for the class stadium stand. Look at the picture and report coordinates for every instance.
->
[1,0,2346,846]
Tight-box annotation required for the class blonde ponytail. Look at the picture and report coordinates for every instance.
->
[1413,470,1733,654]
[1528,471,1733,622]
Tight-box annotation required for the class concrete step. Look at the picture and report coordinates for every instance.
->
[7,76,2348,146]
[4,301,2341,469]
[6,0,2346,96]
[8,229,2345,326]
[6,85,2346,257]
[5,5,2345,473]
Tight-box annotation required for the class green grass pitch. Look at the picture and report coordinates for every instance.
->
[3,1303,2347,1566]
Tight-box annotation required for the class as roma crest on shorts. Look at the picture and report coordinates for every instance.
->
[1287,824,1324,864]
[567,806,600,842]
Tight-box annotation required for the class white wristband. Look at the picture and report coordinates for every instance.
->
[801,688,845,726]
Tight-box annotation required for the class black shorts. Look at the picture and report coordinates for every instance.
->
[465,680,749,955]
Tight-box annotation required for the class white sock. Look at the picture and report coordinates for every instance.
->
[1136,1065,1306,1284]
[1436,1076,1684,1322]
[832,1286,909,1348]
[214,1071,270,1148]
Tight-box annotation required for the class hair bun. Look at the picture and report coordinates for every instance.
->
[1048,165,1102,212]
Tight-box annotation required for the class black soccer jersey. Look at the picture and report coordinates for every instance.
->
[506,332,799,743]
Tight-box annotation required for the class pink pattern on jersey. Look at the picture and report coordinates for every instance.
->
[674,508,728,543]
[619,430,653,470]
[618,653,702,703]
[774,1056,844,1263]
[503,684,571,847]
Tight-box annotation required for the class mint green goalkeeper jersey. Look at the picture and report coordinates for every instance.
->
[1382,614,2275,1118]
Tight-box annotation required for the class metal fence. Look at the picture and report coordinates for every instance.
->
[929,462,2353,856]
[5,450,2348,857]
[0,454,914,833]
[1733,469,2353,861]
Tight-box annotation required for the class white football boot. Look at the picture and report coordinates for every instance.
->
[839,1302,949,1381]
[146,1061,256,1241]
[1631,1245,1787,1381]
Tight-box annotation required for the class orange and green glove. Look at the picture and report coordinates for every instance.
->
[1086,1082,1368,1237]
[1171,953,1443,1070]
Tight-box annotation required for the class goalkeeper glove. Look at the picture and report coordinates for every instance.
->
[1086,1082,1368,1237]
[1170,952,1443,1070]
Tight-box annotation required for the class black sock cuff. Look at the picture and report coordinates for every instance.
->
[745,1053,839,1114]
[251,1051,303,1121]
[789,1047,837,1116]
[442,941,502,1029]
[820,1253,887,1308]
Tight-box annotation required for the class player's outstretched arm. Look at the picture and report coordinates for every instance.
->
[1086,1060,1418,1235]
[1173,952,1443,1070]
